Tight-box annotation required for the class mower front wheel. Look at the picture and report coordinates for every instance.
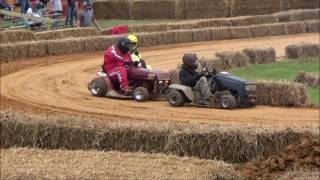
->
[219,95,237,109]
[88,77,107,97]
[167,90,186,107]
[133,87,149,102]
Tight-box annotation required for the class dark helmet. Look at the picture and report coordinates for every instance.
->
[117,37,131,54]
[182,53,199,69]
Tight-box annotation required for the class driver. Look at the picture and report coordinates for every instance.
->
[179,53,213,98]
[127,34,151,70]
[103,37,133,95]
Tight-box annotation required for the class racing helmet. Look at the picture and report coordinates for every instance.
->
[182,53,199,70]
[127,34,138,51]
[117,37,131,54]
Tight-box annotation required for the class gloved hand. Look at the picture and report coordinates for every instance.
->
[199,68,209,77]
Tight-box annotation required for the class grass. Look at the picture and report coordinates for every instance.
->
[97,19,178,29]
[231,57,320,104]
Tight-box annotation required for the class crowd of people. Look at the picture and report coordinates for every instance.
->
[1,0,102,30]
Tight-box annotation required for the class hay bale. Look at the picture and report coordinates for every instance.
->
[305,20,320,33]
[230,27,251,39]
[285,21,307,35]
[199,58,226,72]
[192,28,213,42]
[175,0,229,19]
[215,51,249,70]
[173,30,193,44]
[0,30,37,44]
[273,9,320,22]
[1,110,308,164]
[266,23,287,36]
[230,0,280,17]
[0,41,48,61]
[294,72,320,87]
[212,27,232,40]
[256,81,308,106]
[93,0,130,19]
[243,48,276,64]
[129,0,175,19]
[47,38,86,55]
[35,28,99,40]
[286,43,320,59]
[229,15,278,26]
[281,0,320,11]
[248,25,269,38]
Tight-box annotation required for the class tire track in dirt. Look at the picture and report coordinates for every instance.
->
[1,34,319,128]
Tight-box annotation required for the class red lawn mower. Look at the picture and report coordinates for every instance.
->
[88,66,171,102]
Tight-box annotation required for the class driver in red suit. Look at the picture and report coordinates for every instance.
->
[103,37,133,95]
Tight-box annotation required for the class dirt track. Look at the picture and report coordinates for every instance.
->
[1,34,319,128]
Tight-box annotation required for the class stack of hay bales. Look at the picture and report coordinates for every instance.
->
[175,0,229,19]
[286,43,320,59]
[1,112,307,163]
[35,28,99,40]
[215,51,249,70]
[230,27,251,39]
[305,20,320,33]
[256,81,308,106]
[294,72,320,87]
[281,0,320,11]
[129,0,176,19]
[93,0,130,19]
[230,0,280,17]
[0,30,37,44]
[285,21,307,35]
[243,48,276,64]
[273,9,320,22]
[211,27,232,40]
[266,23,288,36]
[0,41,48,61]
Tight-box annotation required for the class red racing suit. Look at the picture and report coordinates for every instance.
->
[103,45,132,90]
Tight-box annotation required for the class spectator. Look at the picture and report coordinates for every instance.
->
[77,1,102,31]
[50,0,62,27]
[26,1,43,30]
[65,0,76,26]
[0,0,12,11]
[19,0,30,13]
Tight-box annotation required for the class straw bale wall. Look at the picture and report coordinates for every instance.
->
[305,20,320,33]
[128,9,319,33]
[286,43,320,59]
[243,48,276,64]
[256,81,308,106]
[230,0,280,17]
[0,30,37,44]
[281,0,320,11]
[294,72,320,87]
[0,41,48,61]
[93,0,130,19]
[129,0,176,19]
[0,114,308,163]
[93,0,319,19]
[175,0,229,19]
[35,28,99,40]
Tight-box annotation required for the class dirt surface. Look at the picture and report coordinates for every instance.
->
[1,148,239,179]
[238,137,320,179]
[1,34,319,128]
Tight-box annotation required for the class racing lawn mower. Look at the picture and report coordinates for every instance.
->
[166,70,256,109]
[88,66,170,102]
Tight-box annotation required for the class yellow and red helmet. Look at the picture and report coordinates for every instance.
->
[127,34,138,51]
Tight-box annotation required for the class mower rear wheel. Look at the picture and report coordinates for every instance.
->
[133,87,149,102]
[220,95,237,109]
[167,90,186,107]
[88,77,107,97]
